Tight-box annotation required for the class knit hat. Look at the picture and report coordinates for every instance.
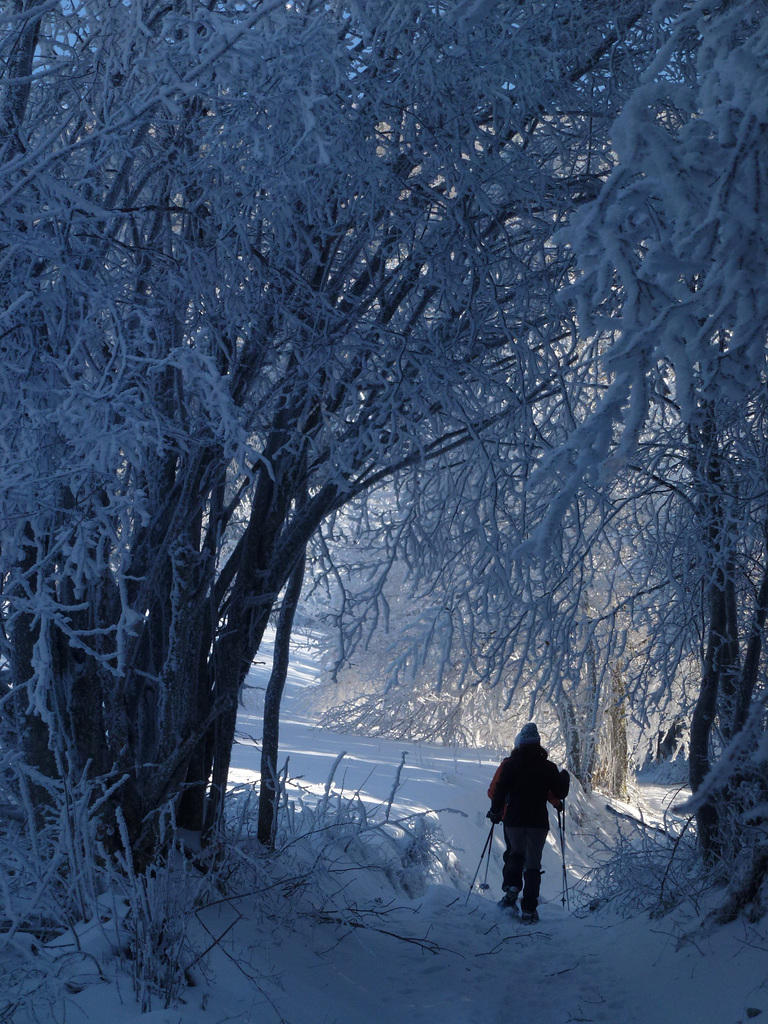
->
[515,722,541,747]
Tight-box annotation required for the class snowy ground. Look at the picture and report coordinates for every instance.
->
[5,635,768,1024]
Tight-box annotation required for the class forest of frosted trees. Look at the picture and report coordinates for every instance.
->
[2,0,768,987]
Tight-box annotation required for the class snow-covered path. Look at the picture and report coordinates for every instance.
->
[17,635,768,1024]
[220,637,768,1024]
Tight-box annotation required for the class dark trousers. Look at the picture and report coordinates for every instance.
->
[502,825,548,913]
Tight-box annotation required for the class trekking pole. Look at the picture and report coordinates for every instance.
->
[464,823,495,905]
[480,824,494,891]
[557,803,570,911]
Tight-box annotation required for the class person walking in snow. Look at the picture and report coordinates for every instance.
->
[486,722,570,923]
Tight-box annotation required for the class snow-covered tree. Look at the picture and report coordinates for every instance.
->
[312,2,768,852]
[296,3,706,799]
[0,0,659,858]
[298,2,669,778]
[563,0,768,856]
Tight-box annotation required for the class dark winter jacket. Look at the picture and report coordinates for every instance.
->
[487,745,570,830]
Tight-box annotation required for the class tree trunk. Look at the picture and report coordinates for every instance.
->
[690,569,728,857]
[257,552,306,847]
[203,460,339,836]
[718,568,742,743]
[8,524,59,798]
[581,634,601,787]
[0,0,44,158]
[596,663,628,799]
[558,688,585,786]
[731,540,768,737]
[687,412,740,858]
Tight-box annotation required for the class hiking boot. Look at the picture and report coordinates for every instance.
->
[520,909,539,924]
[498,887,519,910]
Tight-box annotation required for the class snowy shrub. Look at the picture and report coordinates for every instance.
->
[714,843,768,925]
[113,843,222,1012]
[0,765,113,1017]
[672,714,768,922]
[225,755,455,920]
[574,804,705,918]
[0,760,121,943]
[0,757,233,1017]
[698,765,768,924]
[385,814,445,898]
